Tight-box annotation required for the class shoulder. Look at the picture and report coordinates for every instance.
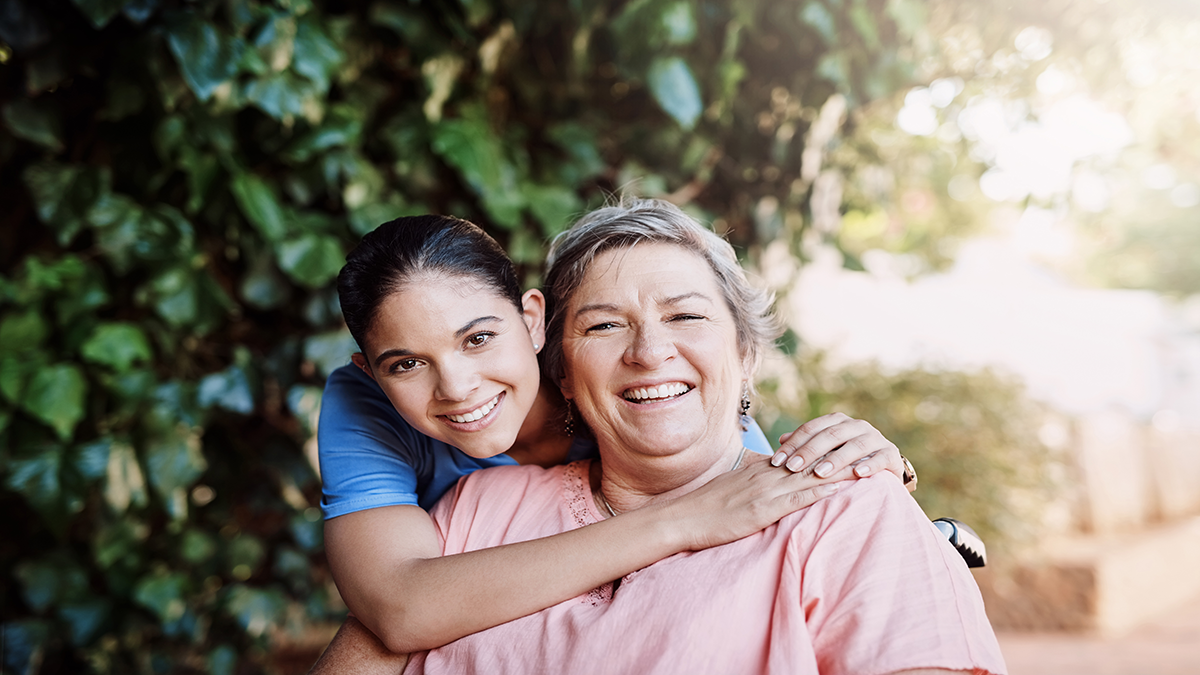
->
[782,473,937,572]
[448,462,565,508]
[431,463,577,551]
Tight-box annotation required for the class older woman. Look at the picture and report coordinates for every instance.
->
[398,200,1006,674]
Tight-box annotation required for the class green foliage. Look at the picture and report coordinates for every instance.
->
[759,355,1059,551]
[0,0,943,671]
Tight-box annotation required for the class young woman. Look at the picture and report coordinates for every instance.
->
[313,215,912,665]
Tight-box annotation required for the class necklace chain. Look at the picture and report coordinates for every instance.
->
[598,446,749,518]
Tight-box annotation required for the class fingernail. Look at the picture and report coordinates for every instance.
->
[771,451,787,467]
[818,483,841,496]
[785,456,806,472]
[814,461,834,478]
[854,464,872,477]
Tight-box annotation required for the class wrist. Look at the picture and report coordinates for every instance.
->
[624,498,691,555]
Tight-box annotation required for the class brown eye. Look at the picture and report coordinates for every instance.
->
[466,332,495,348]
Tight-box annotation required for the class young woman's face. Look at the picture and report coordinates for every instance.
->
[558,243,749,468]
[352,274,547,459]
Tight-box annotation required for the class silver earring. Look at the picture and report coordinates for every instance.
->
[740,383,751,416]
[564,400,575,437]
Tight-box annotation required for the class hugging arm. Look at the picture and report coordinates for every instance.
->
[324,459,845,654]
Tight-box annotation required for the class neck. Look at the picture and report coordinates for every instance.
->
[504,379,572,468]
[591,428,743,514]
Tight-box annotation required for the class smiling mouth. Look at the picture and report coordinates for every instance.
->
[446,395,500,423]
[623,382,692,403]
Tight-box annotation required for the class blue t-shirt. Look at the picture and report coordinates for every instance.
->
[318,364,774,519]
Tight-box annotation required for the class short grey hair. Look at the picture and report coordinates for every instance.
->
[541,197,781,387]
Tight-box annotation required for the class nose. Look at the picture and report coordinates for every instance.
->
[433,359,481,402]
[624,322,676,369]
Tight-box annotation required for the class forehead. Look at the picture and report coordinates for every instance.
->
[574,242,721,302]
[365,274,517,348]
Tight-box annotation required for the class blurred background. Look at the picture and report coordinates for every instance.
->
[2,0,1199,673]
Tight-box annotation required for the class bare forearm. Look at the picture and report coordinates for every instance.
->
[331,459,841,653]
[348,503,683,652]
[308,616,408,675]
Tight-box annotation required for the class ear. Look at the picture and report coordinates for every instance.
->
[520,288,547,353]
[350,353,377,382]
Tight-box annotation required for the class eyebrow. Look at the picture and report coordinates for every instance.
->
[372,315,504,369]
[573,292,713,318]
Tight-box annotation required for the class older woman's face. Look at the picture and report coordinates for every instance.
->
[559,243,748,461]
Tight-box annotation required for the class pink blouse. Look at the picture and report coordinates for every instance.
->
[403,462,1007,675]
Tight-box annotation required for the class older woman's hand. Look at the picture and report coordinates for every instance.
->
[769,413,916,493]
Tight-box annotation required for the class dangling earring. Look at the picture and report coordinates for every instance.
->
[564,400,575,437]
[739,383,751,417]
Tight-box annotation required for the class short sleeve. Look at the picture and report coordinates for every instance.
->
[740,416,773,455]
[317,364,520,518]
[797,474,1007,675]
[318,364,427,519]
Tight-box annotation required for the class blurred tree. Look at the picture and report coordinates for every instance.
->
[827,0,1200,291]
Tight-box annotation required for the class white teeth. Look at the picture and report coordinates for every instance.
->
[624,383,690,402]
[447,395,499,423]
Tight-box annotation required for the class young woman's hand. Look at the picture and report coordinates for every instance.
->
[659,454,856,552]
[768,412,916,492]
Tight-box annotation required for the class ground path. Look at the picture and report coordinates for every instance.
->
[997,594,1200,675]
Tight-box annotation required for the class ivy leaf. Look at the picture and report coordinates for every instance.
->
[209,645,237,675]
[647,56,703,130]
[430,113,525,228]
[81,323,153,372]
[0,355,37,404]
[283,106,362,163]
[198,365,254,414]
[23,162,109,245]
[225,534,266,574]
[71,438,112,482]
[133,571,188,623]
[223,585,285,638]
[230,173,289,242]
[660,2,697,45]
[164,13,244,102]
[347,198,425,237]
[546,123,605,183]
[239,253,291,310]
[180,529,218,565]
[244,72,319,121]
[23,364,87,440]
[800,2,838,44]
[292,16,343,92]
[522,183,583,237]
[1,620,51,675]
[2,99,64,151]
[289,511,322,552]
[141,266,198,327]
[70,0,127,29]
[122,0,158,24]
[5,450,63,529]
[144,426,206,515]
[139,266,232,335]
[0,309,49,354]
[58,598,111,647]
[275,234,344,289]
[303,329,357,379]
[15,554,89,613]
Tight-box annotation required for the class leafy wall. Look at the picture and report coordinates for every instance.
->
[0,0,946,672]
